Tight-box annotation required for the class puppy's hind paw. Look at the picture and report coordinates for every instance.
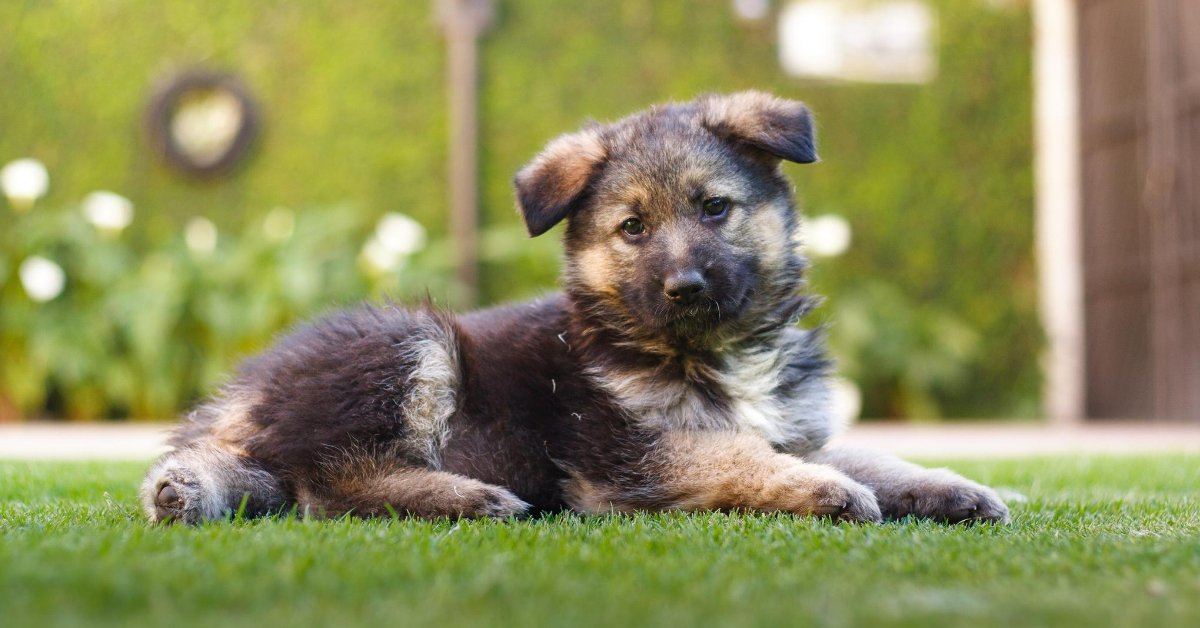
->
[141,455,231,525]
[143,473,215,525]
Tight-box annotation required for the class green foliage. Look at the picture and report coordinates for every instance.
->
[0,202,479,419]
[3,455,1200,626]
[0,0,1038,419]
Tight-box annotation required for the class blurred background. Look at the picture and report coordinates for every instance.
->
[0,0,1194,426]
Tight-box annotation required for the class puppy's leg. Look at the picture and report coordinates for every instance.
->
[299,467,530,519]
[566,431,881,522]
[141,441,285,524]
[807,447,1010,523]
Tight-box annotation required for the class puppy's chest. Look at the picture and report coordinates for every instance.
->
[589,347,802,444]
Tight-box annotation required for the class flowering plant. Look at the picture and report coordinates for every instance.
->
[0,159,458,419]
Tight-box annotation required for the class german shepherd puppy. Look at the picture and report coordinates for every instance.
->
[142,92,1009,525]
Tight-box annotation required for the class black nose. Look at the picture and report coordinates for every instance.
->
[664,270,708,304]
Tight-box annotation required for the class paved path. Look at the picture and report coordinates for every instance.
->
[1,421,1197,461]
[828,422,1200,458]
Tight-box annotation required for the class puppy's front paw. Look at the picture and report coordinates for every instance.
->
[887,469,1010,524]
[778,467,883,523]
[823,476,884,524]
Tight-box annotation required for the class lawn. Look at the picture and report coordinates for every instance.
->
[2,456,1198,627]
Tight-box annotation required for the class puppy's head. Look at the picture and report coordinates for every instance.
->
[515,91,817,348]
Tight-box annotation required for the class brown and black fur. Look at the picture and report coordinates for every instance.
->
[142,92,1009,525]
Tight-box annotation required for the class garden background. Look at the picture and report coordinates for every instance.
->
[0,0,1038,421]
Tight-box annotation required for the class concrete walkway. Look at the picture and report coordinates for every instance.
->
[1,421,1197,461]
[828,422,1200,458]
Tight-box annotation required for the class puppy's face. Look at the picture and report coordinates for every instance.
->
[515,92,818,347]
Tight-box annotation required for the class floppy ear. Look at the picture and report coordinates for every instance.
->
[699,91,818,164]
[513,128,607,237]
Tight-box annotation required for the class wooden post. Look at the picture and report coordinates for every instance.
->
[437,0,494,305]
[1143,0,1186,420]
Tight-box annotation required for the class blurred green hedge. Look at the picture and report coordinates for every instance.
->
[0,0,1038,420]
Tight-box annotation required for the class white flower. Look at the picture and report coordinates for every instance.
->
[804,214,852,257]
[375,213,426,256]
[82,191,134,234]
[362,213,426,274]
[1,158,49,210]
[361,236,406,274]
[185,216,219,255]
[262,207,295,242]
[19,256,66,302]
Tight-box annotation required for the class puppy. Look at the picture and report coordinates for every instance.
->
[141,92,1009,525]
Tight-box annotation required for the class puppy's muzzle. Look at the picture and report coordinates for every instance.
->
[663,269,708,306]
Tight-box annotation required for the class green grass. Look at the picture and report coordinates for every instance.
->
[2,456,1198,627]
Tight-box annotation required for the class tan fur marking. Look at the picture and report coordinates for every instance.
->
[571,245,621,297]
[300,464,528,519]
[517,128,606,210]
[681,167,755,202]
[745,200,790,270]
[701,91,796,139]
[207,392,262,457]
[539,128,606,189]
[656,431,838,512]
[565,431,880,520]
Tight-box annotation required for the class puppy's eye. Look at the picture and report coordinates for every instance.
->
[702,197,730,219]
[620,217,646,237]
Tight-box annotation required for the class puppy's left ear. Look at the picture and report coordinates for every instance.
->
[514,128,607,237]
[700,91,818,164]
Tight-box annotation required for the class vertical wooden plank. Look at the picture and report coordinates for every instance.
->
[1176,2,1200,421]
[1079,0,1154,419]
[1144,0,1187,419]
[1077,0,1199,421]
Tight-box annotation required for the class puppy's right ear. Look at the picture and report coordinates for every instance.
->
[514,129,607,237]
